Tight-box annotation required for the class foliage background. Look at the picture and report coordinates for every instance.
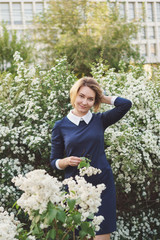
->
[0,24,32,73]
[0,52,159,239]
[34,0,140,76]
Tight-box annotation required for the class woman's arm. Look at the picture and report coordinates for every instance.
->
[100,96,132,129]
[50,121,81,170]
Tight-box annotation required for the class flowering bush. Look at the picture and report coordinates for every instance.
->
[92,61,160,239]
[0,52,76,211]
[12,168,105,239]
[0,53,159,239]
[0,207,19,240]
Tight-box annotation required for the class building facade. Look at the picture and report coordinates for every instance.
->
[0,0,47,40]
[0,0,160,64]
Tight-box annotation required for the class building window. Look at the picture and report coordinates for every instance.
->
[0,3,11,24]
[140,44,147,57]
[147,3,154,22]
[157,3,160,22]
[140,27,146,39]
[119,3,125,19]
[148,26,155,39]
[137,2,145,21]
[158,27,160,39]
[12,3,22,25]
[24,3,33,24]
[150,43,156,56]
[109,3,116,9]
[128,3,135,21]
[35,3,44,15]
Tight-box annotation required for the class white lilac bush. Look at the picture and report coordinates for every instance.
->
[0,53,159,239]
[12,167,105,239]
[0,52,76,211]
[0,206,19,240]
[91,61,160,239]
[0,206,35,240]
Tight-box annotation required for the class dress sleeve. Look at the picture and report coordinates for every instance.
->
[101,97,132,130]
[50,121,65,170]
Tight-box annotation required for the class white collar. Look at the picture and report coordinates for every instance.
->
[67,110,92,126]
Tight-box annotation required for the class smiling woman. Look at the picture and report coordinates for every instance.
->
[50,77,132,240]
[72,85,95,116]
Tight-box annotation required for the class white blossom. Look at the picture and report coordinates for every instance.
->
[79,166,101,177]
[12,169,63,215]
[0,207,19,240]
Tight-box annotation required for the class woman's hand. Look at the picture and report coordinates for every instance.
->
[66,156,82,167]
[58,156,82,169]
[100,95,112,104]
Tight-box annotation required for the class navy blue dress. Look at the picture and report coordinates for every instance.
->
[50,97,132,234]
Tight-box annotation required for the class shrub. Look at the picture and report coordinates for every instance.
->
[91,61,160,239]
[0,52,76,211]
[0,54,159,239]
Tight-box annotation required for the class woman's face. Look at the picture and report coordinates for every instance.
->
[73,86,96,116]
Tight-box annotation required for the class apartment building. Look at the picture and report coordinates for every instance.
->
[0,0,160,64]
[0,0,47,40]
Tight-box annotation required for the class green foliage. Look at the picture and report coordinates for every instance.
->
[0,24,32,73]
[78,157,91,169]
[34,0,140,76]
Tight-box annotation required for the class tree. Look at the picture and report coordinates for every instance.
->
[34,0,140,76]
[0,24,32,73]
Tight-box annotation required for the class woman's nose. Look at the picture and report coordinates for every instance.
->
[82,98,87,105]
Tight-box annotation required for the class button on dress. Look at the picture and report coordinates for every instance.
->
[50,97,132,234]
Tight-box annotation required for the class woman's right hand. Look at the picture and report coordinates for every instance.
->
[59,156,82,169]
[66,156,82,167]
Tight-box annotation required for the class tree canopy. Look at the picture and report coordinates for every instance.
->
[34,0,140,76]
[0,24,32,73]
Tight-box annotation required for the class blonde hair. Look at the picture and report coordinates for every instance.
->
[70,77,103,112]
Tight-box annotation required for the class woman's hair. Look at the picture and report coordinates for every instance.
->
[70,77,103,112]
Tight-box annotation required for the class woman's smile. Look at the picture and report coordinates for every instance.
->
[73,86,96,116]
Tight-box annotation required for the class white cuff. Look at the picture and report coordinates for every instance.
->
[55,159,63,170]
[111,96,118,105]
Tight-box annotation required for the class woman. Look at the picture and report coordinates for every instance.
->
[50,77,132,240]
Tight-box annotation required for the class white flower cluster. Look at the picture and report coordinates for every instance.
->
[12,169,63,216]
[0,54,75,213]
[111,209,159,240]
[0,207,19,240]
[92,63,160,193]
[92,215,104,232]
[79,166,102,177]
[13,51,23,62]
[63,175,105,223]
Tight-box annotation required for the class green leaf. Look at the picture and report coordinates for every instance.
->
[34,215,41,224]
[72,212,81,224]
[81,222,90,232]
[79,230,86,239]
[87,226,95,236]
[67,199,76,211]
[57,210,66,223]
[87,213,94,220]
[78,161,87,169]
[32,225,41,235]
[46,208,57,224]
[12,201,18,209]
[47,229,56,240]
[78,157,91,169]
